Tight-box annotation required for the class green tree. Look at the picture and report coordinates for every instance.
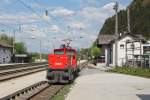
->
[0,34,13,45]
[91,46,101,58]
[15,42,27,54]
[99,0,150,39]
[79,48,90,60]
[0,34,28,54]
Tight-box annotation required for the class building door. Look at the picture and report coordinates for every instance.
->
[3,58,5,63]
[110,45,113,64]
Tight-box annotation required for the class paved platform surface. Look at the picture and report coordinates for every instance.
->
[66,68,150,100]
[0,71,46,98]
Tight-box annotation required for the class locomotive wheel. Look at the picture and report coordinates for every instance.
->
[68,72,74,83]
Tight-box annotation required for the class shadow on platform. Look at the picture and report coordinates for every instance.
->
[137,94,150,100]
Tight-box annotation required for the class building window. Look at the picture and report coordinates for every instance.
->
[143,46,150,54]
[130,44,135,49]
[3,49,6,54]
[120,44,124,49]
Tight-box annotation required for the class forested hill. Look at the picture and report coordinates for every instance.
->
[99,0,150,39]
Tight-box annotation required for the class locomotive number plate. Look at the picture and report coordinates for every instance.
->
[55,62,62,65]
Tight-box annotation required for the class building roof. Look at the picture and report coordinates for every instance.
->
[98,33,147,45]
[0,40,13,48]
[97,34,116,45]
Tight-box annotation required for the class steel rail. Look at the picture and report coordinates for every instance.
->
[0,64,47,76]
[0,63,48,82]
[30,61,88,100]
[0,62,47,70]
[0,61,88,100]
[29,85,64,100]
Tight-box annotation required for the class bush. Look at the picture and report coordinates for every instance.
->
[91,46,101,58]
[108,67,150,78]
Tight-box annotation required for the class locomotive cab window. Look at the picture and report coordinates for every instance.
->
[66,50,75,56]
[54,50,64,54]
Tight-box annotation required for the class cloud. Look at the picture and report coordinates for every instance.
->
[51,7,75,17]
[71,0,97,7]
[21,25,47,38]
[101,2,115,13]
[102,2,126,12]
[80,2,126,22]
[43,15,51,21]
[0,0,129,51]
[80,7,106,22]
[80,32,88,35]
[0,13,40,24]
[49,25,61,33]
[69,21,86,30]
[0,11,52,25]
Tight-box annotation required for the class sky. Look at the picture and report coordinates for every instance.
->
[0,0,132,53]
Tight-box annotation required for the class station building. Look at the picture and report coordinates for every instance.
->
[97,33,150,67]
[0,40,12,63]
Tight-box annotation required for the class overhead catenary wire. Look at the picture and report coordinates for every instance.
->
[32,0,65,24]
[31,0,79,37]
[17,0,52,26]
[17,0,70,36]
[0,0,51,37]
[0,23,16,30]
[0,0,82,48]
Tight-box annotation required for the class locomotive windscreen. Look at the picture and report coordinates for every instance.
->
[66,50,75,55]
[54,50,64,54]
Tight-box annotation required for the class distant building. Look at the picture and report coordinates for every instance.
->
[97,33,149,67]
[0,40,12,63]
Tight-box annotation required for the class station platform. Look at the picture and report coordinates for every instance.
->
[66,65,150,100]
[0,60,87,99]
[0,63,26,66]
[0,71,46,98]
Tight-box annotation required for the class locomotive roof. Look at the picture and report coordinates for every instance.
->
[54,48,76,51]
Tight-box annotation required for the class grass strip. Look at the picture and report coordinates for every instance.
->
[107,67,150,78]
[51,84,72,100]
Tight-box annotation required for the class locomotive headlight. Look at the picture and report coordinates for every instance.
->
[65,64,68,66]
[49,64,52,68]
[48,68,51,72]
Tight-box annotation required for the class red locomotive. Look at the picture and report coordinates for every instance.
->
[47,43,80,83]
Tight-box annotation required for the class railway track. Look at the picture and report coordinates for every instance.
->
[30,84,64,100]
[0,61,88,100]
[0,62,48,81]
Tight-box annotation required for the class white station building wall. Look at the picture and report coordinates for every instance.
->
[117,36,132,66]
[111,36,142,66]
[0,47,12,63]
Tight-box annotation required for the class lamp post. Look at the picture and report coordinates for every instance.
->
[22,36,42,62]
[31,36,42,62]
[13,30,16,55]
[39,39,42,62]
